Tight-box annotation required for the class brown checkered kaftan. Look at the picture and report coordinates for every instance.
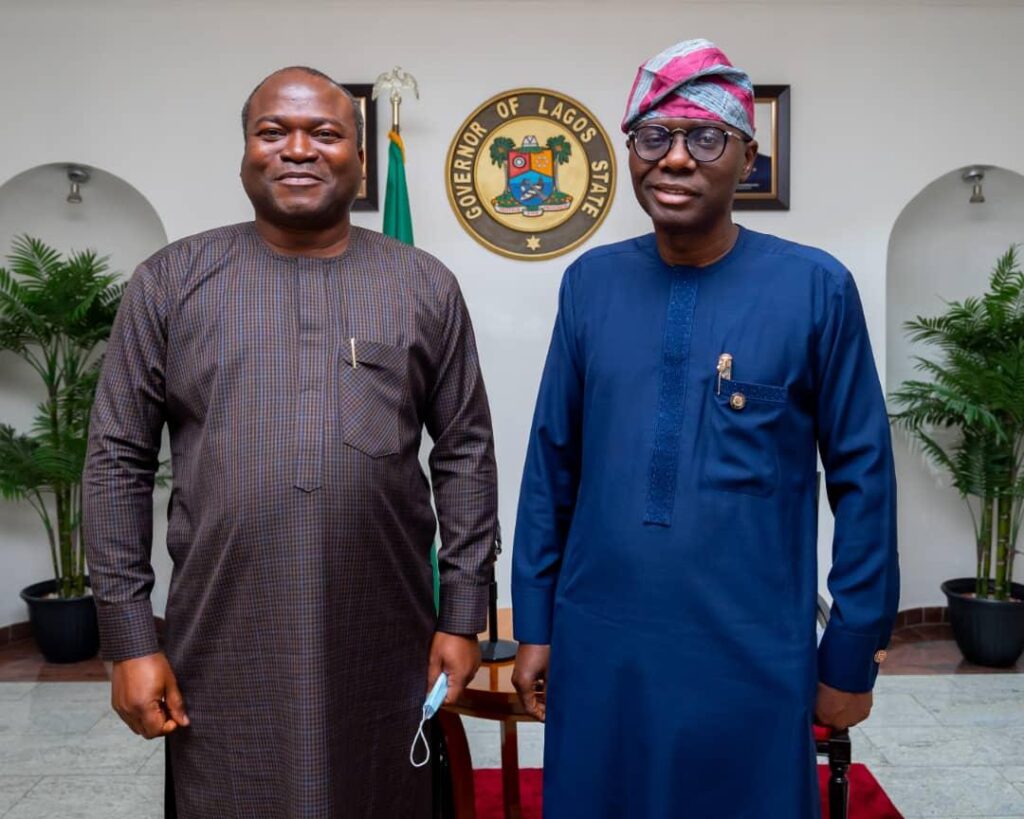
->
[83,223,497,818]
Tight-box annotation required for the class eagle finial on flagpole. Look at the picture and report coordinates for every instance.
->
[373,66,420,134]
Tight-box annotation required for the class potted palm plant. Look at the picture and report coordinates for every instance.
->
[890,245,1024,667]
[0,235,123,663]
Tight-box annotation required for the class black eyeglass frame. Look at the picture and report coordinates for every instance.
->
[626,124,751,164]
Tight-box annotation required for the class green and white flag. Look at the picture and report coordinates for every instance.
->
[382,129,414,246]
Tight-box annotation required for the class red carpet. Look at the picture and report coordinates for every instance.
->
[473,765,902,818]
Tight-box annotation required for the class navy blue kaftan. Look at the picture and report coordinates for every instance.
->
[512,228,899,819]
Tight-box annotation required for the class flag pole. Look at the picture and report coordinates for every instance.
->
[480,523,517,663]
[373,67,515,664]
[374,66,418,247]
[373,65,419,135]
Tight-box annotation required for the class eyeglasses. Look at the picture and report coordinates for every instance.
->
[627,124,749,164]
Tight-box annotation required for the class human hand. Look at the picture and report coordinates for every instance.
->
[427,632,481,706]
[111,652,189,739]
[815,682,872,730]
[511,643,550,722]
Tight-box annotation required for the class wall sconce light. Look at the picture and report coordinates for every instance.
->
[66,166,90,204]
[962,167,985,204]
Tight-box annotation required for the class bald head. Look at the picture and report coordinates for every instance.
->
[241,66,364,146]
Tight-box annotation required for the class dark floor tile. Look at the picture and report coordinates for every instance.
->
[903,609,924,627]
[915,623,954,640]
[10,622,32,641]
[0,637,109,682]
[891,626,929,642]
[881,638,1023,675]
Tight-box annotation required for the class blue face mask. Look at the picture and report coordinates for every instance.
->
[410,672,448,768]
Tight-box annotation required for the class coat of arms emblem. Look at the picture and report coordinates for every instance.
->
[491,135,573,217]
[445,89,616,260]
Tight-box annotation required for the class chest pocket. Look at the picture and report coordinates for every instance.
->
[340,340,409,458]
[702,378,788,497]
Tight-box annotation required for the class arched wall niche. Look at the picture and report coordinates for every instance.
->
[0,162,169,628]
[0,162,168,276]
[886,165,1024,609]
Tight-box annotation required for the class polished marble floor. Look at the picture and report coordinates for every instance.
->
[1,632,1023,817]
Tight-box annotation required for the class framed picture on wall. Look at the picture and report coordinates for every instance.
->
[343,83,379,212]
[734,84,790,211]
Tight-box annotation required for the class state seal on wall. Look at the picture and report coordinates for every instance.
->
[445,88,616,261]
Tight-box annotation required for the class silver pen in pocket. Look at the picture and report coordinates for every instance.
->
[716,353,733,394]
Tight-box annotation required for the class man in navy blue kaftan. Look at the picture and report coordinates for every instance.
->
[510,39,899,819]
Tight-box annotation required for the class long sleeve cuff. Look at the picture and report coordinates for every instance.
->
[511,584,555,644]
[437,582,489,635]
[96,599,160,661]
[817,625,883,693]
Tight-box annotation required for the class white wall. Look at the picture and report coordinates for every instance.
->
[886,167,1024,608]
[2,0,1023,625]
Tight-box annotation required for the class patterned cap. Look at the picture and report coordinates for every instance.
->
[622,39,755,138]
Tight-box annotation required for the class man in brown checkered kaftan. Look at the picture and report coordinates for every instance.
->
[83,67,497,818]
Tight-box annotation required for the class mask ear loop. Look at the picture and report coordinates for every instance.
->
[409,707,431,768]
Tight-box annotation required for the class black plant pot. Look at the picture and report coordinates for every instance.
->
[941,577,1024,668]
[19,578,99,664]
